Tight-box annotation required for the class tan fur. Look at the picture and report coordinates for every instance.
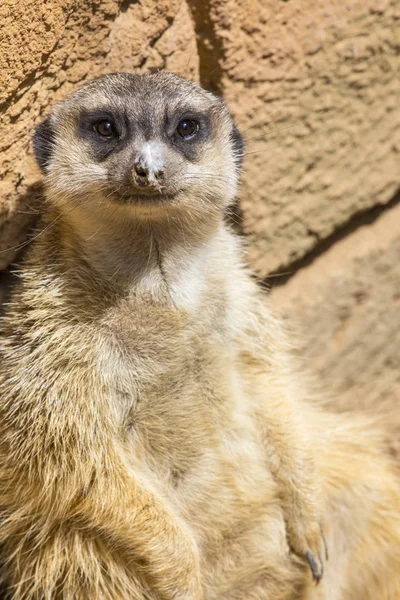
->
[0,73,399,599]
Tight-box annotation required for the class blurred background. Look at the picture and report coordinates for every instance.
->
[0,0,399,417]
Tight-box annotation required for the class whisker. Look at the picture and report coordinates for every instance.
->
[237,107,329,140]
[225,214,242,228]
[236,110,280,134]
[14,208,43,215]
[86,202,120,246]
[0,193,102,255]
[265,270,295,279]
[183,44,196,78]
[183,175,231,182]
[0,213,64,255]
[244,125,297,143]
[243,144,287,157]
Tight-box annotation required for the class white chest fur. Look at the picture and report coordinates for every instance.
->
[164,243,210,312]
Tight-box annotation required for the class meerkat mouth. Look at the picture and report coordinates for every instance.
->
[110,190,178,206]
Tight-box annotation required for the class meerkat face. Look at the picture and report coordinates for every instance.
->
[34,73,243,222]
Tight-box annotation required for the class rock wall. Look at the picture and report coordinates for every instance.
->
[1,0,399,409]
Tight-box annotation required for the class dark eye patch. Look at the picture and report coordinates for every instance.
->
[168,109,211,161]
[78,109,128,161]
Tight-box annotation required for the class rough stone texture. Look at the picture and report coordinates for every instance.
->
[0,0,399,413]
[207,0,400,275]
[269,197,400,414]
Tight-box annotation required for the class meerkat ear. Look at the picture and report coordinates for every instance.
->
[217,97,244,170]
[230,122,244,170]
[33,116,55,173]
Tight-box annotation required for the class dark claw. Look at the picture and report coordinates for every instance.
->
[323,534,329,561]
[320,524,329,561]
[305,550,323,584]
[318,553,324,579]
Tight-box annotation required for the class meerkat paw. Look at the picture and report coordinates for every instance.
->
[287,520,327,584]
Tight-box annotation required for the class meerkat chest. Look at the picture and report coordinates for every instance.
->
[96,294,242,459]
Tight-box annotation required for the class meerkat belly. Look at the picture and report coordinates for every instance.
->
[117,353,294,596]
[97,310,300,596]
[133,382,296,597]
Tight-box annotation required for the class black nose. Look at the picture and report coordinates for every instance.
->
[154,169,164,183]
[134,163,148,179]
[133,162,164,187]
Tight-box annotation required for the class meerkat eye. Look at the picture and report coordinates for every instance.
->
[176,119,199,139]
[94,120,116,138]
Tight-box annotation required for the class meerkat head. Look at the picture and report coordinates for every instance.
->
[33,72,243,225]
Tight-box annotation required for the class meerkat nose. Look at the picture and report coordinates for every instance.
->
[132,141,165,189]
[134,163,149,180]
[132,162,164,188]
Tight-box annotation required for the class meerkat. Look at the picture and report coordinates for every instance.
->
[0,72,399,600]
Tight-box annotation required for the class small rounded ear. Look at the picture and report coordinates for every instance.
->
[230,122,244,171]
[217,97,244,170]
[33,116,55,173]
